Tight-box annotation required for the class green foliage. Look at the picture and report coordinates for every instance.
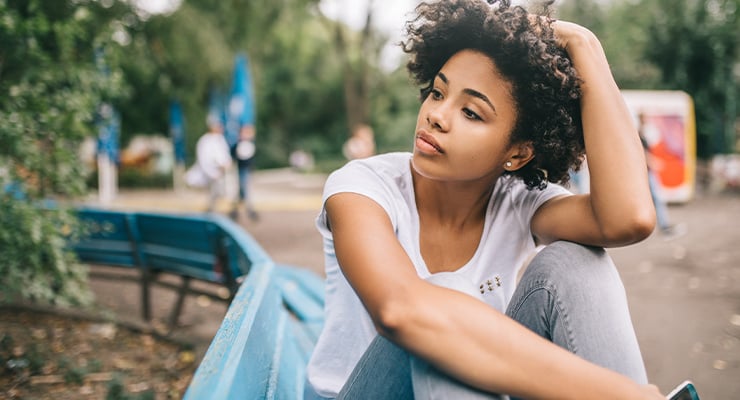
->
[255,16,349,166]
[370,67,421,154]
[639,0,739,156]
[110,0,421,169]
[111,0,334,166]
[87,168,173,189]
[0,198,92,306]
[116,3,233,152]
[0,0,127,306]
[557,0,739,157]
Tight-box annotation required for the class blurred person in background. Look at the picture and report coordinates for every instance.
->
[342,123,376,161]
[230,124,259,221]
[638,112,686,240]
[186,114,232,212]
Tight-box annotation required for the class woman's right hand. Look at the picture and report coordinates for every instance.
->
[638,383,665,399]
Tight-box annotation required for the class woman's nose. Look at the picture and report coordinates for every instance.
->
[426,105,450,132]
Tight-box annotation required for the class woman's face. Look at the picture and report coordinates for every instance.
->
[411,49,522,183]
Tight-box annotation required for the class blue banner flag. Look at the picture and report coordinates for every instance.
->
[94,47,119,164]
[96,103,119,164]
[225,53,256,146]
[169,100,187,164]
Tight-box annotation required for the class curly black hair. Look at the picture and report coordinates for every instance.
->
[402,0,584,190]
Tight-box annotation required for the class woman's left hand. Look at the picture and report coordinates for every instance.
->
[550,19,598,52]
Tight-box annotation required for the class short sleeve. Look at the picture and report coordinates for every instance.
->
[315,159,400,241]
[507,179,572,230]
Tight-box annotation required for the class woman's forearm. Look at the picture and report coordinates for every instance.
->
[557,23,655,244]
[380,282,653,400]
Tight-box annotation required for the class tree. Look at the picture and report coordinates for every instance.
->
[0,0,127,305]
[639,0,739,156]
[94,0,422,170]
[315,1,379,133]
[558,0,739,158]
[111,0,349,167]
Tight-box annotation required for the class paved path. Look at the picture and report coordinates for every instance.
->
[84,169,740,399]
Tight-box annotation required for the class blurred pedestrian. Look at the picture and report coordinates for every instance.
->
[342,123,376,161]
[289,149,315,172]
[186,115,232,212]
[230,124,259,221]
[638,112,686,240]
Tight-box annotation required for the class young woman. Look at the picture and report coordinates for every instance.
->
[306,1,664,398]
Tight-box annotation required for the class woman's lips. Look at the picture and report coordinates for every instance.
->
[415,131,444,154]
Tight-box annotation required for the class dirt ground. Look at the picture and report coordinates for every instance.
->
[1,169,738,399]
[0,307,196,400]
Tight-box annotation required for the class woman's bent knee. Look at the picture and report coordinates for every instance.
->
[509,241,647,382]
[523,241,623,295]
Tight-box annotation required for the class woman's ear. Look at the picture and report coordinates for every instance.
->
[504,142,535,171]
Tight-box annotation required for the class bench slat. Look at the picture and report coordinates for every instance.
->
[184,261,276,399]
[276,265,325,307]
[278,277,324,322]
[289,318,318,365]
[275,317,305,400]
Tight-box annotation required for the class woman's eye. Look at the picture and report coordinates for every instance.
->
[463,108,481,121]
[430,89,443,100]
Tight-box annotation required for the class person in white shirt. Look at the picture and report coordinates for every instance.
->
[194,116,232,212]
[342,124,376,161]
[305,1,666,399]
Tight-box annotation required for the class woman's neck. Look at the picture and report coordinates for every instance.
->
[411,167,497,229]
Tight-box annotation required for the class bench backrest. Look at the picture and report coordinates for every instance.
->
[73,209,256,289]
[136,213,234,287]
[73,209,140,268]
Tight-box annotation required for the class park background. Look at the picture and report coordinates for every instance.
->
[1,0,739,399]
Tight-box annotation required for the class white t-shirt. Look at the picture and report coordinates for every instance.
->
[195,132,232,180]
[307,152,571,397]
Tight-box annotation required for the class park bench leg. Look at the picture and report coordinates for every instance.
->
[169,276,191,329]
[141,269,151,321]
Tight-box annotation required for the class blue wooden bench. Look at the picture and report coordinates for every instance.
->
[184,263,325,399]
[73,208,250,326]
[71,208,326,398]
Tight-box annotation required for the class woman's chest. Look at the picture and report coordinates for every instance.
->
[418,222,484,274]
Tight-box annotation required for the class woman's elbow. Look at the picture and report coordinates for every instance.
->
[604,208,656,245]
[371,288,433,340]
[370,296,412,338]
[625,213,656,243]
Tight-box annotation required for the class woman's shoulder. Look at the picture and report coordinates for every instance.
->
[330,152,411,182]
[324,152,413,208]
[351,152,410,168]
[491,174,572,215]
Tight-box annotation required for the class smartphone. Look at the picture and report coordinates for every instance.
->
[666,380,700,400]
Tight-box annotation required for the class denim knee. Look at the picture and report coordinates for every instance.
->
[508,241,647,383]
[522,241,624,299]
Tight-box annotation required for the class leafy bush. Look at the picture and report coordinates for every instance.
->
[0,198,91,306]
[0,0,129,305]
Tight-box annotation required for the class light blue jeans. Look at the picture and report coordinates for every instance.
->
[305,241,647,399]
